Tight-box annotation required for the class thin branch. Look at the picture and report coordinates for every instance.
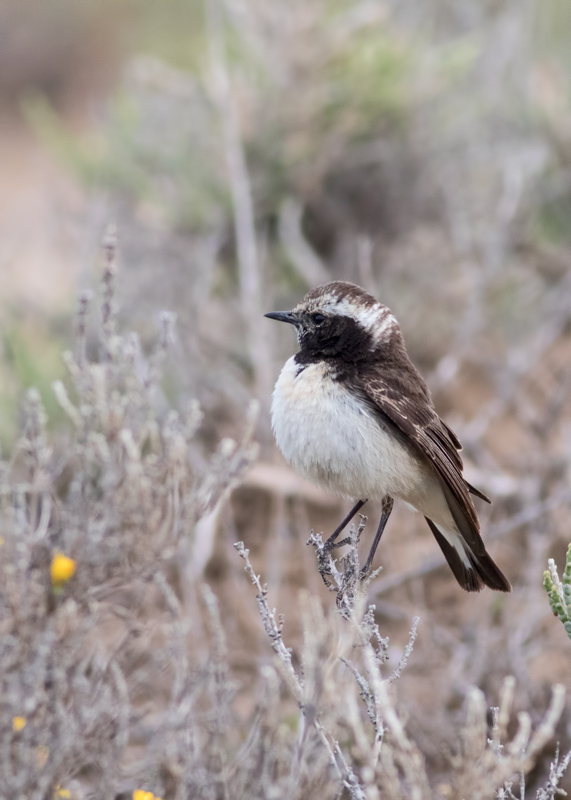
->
[234,541,366,795]
[206,0,272,402]
[387,616,420,683]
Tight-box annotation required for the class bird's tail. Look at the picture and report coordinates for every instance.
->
[425,518,511,593]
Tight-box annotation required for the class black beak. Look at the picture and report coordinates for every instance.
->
[264,310,298,325]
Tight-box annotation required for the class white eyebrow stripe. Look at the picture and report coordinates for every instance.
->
[368,309,397,343]
[321,297,396,342]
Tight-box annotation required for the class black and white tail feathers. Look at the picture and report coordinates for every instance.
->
[425,518,511,592]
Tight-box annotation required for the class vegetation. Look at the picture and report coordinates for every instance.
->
[1,0,571,796]
[544,546,571,641]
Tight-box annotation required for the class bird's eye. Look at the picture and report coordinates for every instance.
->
[312,313,326,325]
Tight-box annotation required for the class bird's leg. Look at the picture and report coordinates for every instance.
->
[324,499,367,552]
[360,496,394,578]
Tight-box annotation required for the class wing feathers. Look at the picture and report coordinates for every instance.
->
[352,367,510,592]
[466,482,492,504]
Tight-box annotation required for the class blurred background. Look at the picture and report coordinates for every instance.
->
[2,0,571,790]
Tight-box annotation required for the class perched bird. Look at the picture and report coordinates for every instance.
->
[265,281,511,593]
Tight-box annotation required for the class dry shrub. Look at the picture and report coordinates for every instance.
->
[3,2,571,797]
[0,233,569,799]
[0,232,259,798]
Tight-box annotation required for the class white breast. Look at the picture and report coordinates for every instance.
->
[271,357,442,506]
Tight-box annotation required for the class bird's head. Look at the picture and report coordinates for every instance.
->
[265,281,398,361]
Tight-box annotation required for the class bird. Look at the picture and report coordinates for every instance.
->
[265,281,511,593]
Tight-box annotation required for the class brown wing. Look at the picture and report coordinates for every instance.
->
[440,419,491,503]
[352,368,510,591]
[353,371,483,538]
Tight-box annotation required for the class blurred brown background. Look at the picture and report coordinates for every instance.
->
[1,0,571,793]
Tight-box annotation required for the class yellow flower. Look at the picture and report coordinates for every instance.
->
[54,787,71,799]
[133,792,156,800]
[50,553,76,585]
[12,716,26,731]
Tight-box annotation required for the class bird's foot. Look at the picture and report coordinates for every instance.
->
[307,531,337,590]
[358,561,383,587]
[358,557,373,581]
[324,536,351,552]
